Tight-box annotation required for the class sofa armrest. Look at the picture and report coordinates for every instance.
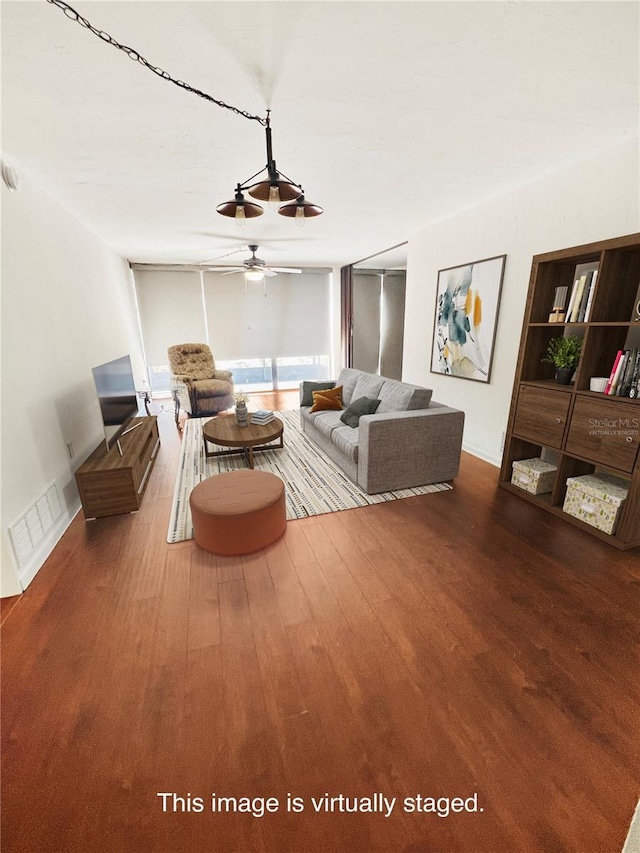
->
[213,370,233,381]
[358,406,465,493]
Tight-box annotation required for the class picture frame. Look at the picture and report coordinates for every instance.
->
[430,254,506,383]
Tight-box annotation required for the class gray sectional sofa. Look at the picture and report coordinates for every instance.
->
[300,368,465,494]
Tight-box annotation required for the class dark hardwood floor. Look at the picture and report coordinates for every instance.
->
[2,391,639,853]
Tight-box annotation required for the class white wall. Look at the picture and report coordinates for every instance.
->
[1,168,144,593]
[403,137,640,466]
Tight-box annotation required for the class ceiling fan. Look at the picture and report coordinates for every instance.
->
[204,245,302,281]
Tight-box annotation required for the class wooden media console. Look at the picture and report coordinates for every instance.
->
[75,416,160,519]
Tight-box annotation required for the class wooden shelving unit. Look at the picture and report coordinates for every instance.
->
[75,416,160,519]
[499,233,640,550]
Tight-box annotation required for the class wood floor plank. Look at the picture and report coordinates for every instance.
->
[263,538,314,626]
[2,393,639,853]
[188,546,221,650]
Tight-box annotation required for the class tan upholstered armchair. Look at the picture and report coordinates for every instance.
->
[167,343,234,425]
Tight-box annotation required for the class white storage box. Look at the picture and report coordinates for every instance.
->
[511,457,557,495]
[563,473,630,535]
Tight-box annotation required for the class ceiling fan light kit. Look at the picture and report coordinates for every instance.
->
[205,244,302,283]
[217,112,323,225]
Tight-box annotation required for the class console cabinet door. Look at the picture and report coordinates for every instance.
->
[566,397,640,473]
[513,385,571,448]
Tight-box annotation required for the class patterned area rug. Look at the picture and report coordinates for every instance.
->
[167,410,452,543]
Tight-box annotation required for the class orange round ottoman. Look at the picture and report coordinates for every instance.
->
[189,470,286,555]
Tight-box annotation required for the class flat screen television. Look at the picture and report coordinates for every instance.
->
[92,355,140,450]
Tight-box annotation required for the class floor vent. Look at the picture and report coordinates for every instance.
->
[9,484,63,568]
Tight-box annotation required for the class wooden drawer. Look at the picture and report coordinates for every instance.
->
[566,397,640,473]
[513,385,572,448]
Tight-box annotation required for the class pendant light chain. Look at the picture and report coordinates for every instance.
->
[45,0,268,126]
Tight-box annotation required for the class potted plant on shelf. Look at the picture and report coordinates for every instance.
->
[543,334,582,385]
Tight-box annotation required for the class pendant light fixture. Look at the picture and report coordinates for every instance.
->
[45,3,324,225]
[216,111,323,224]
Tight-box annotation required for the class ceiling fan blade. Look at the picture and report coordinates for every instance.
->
[269,267,302,274]
[263,269,278,277]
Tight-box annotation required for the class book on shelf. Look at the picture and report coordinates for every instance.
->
[619,348,639,397]
[568,275,586,322]
[604,349,640,397]
[565,276,581,321]
[566,268,598,323]
[629,352,640,398]
[576,271,594,322]
[613,351,631,396]
[583,269,597,321]
[604,350,624,394]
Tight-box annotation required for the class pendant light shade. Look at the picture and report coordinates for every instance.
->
[247,178,302,203]
[216,186,264,222]
[278,194,324,225]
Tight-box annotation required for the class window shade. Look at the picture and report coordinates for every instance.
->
[204,271,330,361]
[134,269,206,366]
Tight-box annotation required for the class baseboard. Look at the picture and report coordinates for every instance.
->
[17,500,81,590]
[462,441,502,468]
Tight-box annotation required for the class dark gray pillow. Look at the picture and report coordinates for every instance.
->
[301,381,336,407]
[340,396,381,428]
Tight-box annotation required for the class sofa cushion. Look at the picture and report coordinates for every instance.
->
[340,396,381,428]
[310,386,343,413]
[193,378,234,399]
[377,379,432,413]
[308,410,344,438]
[335,368,361,406]
[300,380,336,407]
[352,374,385,402]
[331,426,359,463]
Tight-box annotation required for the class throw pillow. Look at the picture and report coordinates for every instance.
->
[310,386,343,413]
[300,380,336,407]
[339,396,381,428]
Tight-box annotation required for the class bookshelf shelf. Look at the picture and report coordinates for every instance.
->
[499,233,640,550]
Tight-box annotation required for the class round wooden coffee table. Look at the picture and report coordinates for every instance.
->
[202,413,284,469]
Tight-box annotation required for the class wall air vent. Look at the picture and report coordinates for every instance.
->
[9,484,63,568]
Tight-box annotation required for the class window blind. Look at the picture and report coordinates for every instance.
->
[204,271,330,361]
[133,267,331,367]
[134,269,206,366]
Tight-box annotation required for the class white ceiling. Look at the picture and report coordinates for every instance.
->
[2,1,638,269]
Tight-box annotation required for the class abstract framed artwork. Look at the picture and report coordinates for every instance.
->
[430,254,506,383]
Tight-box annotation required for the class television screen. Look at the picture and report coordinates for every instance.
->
[92,355,139,448]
